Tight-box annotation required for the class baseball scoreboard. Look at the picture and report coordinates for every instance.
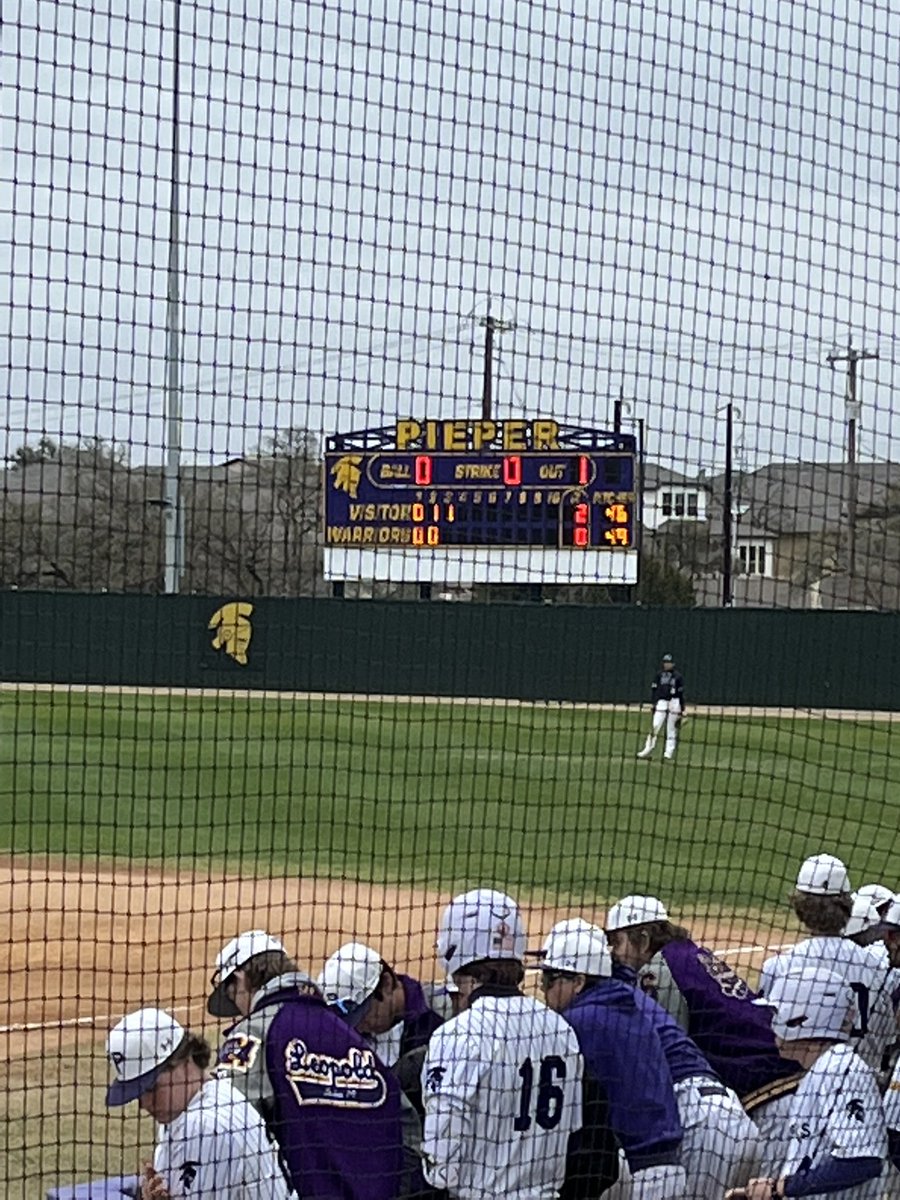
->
[324,419,639,585]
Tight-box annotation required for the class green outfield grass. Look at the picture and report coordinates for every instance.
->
[2,691,898,905]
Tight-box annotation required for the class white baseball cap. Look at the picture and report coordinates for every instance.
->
[755,967,853,1042]
[857,883,894,910]
[541,918,612,977]
[208,930,287,1017]
[844,894,882,938]
[870,896,900,934]
[105,1008,186,1107]
[795,853,851,896]
[318,942,384,1025]
[436,888,527,974]
[605,895,669,932]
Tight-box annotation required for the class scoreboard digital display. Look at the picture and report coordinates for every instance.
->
[323,419,639,585]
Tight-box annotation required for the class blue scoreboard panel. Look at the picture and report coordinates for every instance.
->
[323,419,639,585]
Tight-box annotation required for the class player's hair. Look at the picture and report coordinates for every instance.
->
[241,949,299,992]
[790,891,852,935]
[624,920,691,956]
[371,960,398,1002]
[461,958,525,987]
[166,1031,212,1072]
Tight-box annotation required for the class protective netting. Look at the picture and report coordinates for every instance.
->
[3,2,900,1198]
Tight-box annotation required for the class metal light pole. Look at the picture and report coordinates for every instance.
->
[162,0,184,594]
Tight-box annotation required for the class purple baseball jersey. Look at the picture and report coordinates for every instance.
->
[262,988,404,1200]
[638,939,797,1097]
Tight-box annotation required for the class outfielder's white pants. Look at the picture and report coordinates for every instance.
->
[674,1077,762,1200]
[639,700,682,759]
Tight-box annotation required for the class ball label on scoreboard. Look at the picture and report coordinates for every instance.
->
[323,420,639,585]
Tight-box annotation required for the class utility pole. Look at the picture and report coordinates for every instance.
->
[479,314,513,421]
[826,341,878,578]
[722,402,734,608]
[162,0,184,594]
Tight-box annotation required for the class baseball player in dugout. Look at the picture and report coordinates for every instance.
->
[318,941,445,1198]
[104,1007,289,1200]
[207,929,405,1200]
[726,967,888,1200]
[542,918,760,1200]
[604,894,800,1101]
[421,888,585,1200]
[637,652,686,761]
[758,855,895,1075]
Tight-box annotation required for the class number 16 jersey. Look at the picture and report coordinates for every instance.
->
[421,987,584,1200]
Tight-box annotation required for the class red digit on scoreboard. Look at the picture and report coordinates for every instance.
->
[573,502,590,547]
[578,455,590,485]
[503,455,522,486]
[415,455,432,485]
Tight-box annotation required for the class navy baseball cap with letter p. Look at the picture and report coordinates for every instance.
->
[105,1007,186,1106]
[207,929,287,1017]
[437,887,527,974]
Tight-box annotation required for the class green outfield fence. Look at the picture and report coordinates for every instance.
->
[2,593,900,710]
[5,1,900,1199]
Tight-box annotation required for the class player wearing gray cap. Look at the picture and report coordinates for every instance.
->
[727,967,887,1200]
[421,888,584,1200]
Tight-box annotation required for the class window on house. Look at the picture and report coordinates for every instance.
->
[660,490,699,519]
[739,544,767,575]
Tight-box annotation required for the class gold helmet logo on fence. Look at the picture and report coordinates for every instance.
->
[208,602,254,665]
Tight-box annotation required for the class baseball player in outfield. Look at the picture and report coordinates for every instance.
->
[604,895,800,1100]
[758,856,895,1074]
[727,967,888,1200]
[207,930,404,1200]
[421,888,585,1200]
[104,1007,289,1200]
[636,653,685,761]
[541,917,760,1200]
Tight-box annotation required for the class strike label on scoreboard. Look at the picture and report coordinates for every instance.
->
[323,419,639,585]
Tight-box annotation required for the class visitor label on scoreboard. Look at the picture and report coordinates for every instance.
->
[324,420,636,552]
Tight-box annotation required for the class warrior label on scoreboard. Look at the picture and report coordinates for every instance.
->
[323,420,639,585]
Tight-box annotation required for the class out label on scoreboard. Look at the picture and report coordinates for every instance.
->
[323,419,639,585]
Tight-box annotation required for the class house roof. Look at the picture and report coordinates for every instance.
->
[706,461,900,535]
[642,464,708,490]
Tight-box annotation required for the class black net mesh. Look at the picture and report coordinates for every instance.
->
[3,2,899,1198]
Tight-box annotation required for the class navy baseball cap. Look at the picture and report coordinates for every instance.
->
[662,652,674,661]
[105,1008,186,1106]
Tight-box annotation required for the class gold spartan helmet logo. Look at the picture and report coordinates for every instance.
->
[330,454,363,499]
[209,602,254,666]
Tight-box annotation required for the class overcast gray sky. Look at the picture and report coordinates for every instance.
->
[3,0,899,472]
